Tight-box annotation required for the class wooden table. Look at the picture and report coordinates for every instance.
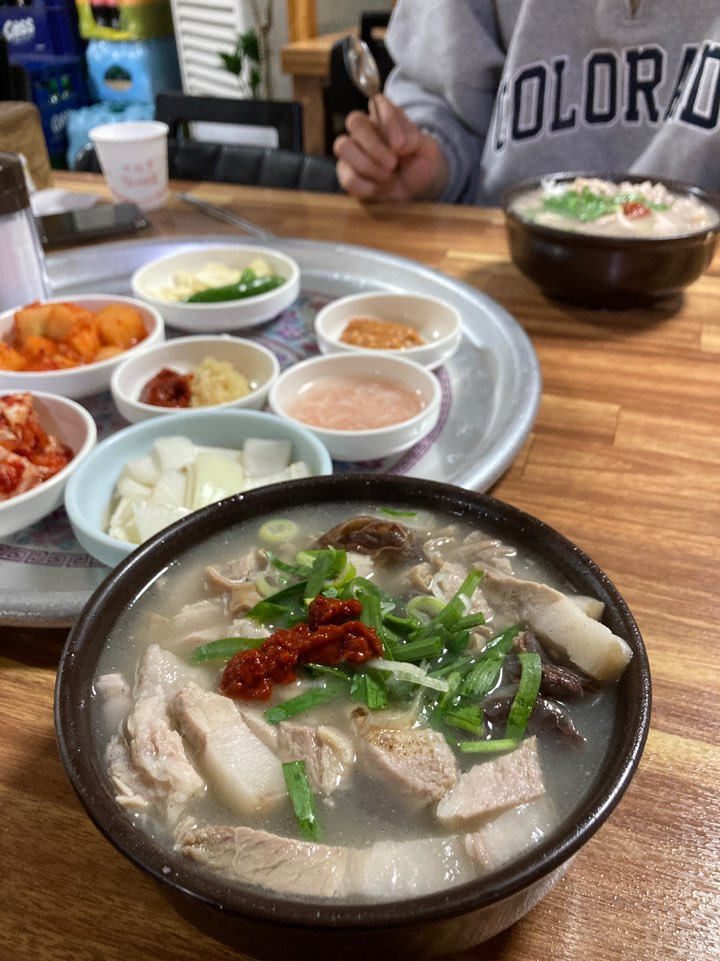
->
[3,172,720,961]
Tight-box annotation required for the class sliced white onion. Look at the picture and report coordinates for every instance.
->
[365,657,449,693]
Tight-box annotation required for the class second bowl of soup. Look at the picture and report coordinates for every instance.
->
[503,172,720,307]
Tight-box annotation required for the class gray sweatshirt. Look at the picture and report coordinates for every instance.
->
[385,0,720,204]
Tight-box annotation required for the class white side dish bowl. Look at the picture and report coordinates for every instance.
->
[110,334,281,424]
[314,291,462,370]
[0,295,165,400]
[130,244,301,333]
[268,352,443,462]
[0,390,97,538]
[64,408,333,568]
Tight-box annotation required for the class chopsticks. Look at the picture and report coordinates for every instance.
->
[171,190,276,241]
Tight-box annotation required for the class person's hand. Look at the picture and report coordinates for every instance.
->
[333,94,448,203]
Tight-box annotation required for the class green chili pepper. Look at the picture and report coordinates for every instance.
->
[184,274,286,303]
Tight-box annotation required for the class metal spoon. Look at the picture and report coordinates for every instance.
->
[342,35,387,141]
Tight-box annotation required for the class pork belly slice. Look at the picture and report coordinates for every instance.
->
[348,835,476,899]
[205,551,267,614]
[464,795,559,873]
[173,683,286,816]
[353,709,458,808]
[147,598,232,659]
[435,737,545,829]
[177,824,475,900]
[276,722,355,796]
[177,824,353,898]
[237,708,354,797]
[481,571,632,681]
[95,671,133,731]
[107,644,205,823]
[205,550,265,590]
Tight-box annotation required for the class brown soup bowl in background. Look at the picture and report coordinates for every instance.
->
[503,171,720,308]
[54,473,651,961]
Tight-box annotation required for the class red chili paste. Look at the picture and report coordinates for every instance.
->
[220,595,383,701]
[139,367,193,407]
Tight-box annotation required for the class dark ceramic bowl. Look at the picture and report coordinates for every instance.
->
[55,474,651,961]
[503,171,720,308]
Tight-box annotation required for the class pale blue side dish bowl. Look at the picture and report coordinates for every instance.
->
[64,407,333,568]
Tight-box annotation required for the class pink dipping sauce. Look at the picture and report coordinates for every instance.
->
[289,374,425,430]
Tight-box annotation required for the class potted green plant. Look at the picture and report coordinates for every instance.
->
[220,0,275,99]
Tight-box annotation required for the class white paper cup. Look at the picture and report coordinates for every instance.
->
[89,120,169,212]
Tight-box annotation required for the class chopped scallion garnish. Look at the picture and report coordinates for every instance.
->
[303,549,347,602]
[351,668,388,709]
[458,737,519,754]
[443,704,485,735]
[248,580,308,627]
[282,760,319,841]
[389,633,444,663]
[264,685,340,724]
[190,635,265,664]
[415,569,484,638]
[505,651,542,740]
[266,550,312,579]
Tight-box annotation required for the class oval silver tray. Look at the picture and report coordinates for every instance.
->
[0,235,540,627]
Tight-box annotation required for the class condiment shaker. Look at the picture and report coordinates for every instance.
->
[0,151,51,312]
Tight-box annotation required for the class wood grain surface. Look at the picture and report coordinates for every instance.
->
[1,173,719,961]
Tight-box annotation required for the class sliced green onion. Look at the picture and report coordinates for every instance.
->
[454,611,487,631]
[443,704,485,735]
[303,663,352,681]
[383,613,417,636]
[461,637,514,698]
[259,519,299,544]
[304,549,346,601]
[265,550,311,579]
[458,737,519,754]
[366,657,449,692]
[345,577,398,653]
[190,635,265,664]
[351,668,388,709]
[406,594,446,622]
[364,669,388,709]
[331,560,356,590]
[388,633,444,663]
[264,685,340,724]
[436,669,464,714]
[416,568,484,638]
[482,623,524,652]
[429,653,474,678]
[282,760,319,841]
[376,506,417,517]
[248,580,308,627]
[505,651,542,740]
[254,571,285,598]
[447,628,470,655]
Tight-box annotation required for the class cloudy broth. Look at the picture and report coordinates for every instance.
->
[93,501,623,901]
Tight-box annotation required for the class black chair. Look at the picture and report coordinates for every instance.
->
[74,138,342,193]
[168,139,341,192]
[0,37,31,100]
[155,91,304,152]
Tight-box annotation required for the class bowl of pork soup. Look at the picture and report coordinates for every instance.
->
[54,474,651,961]
[503,172,720,307]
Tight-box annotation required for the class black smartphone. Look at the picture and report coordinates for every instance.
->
[38,203,150,249]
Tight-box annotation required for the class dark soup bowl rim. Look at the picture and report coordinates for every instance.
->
[54,473,651,944]
[502,169,720,245]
